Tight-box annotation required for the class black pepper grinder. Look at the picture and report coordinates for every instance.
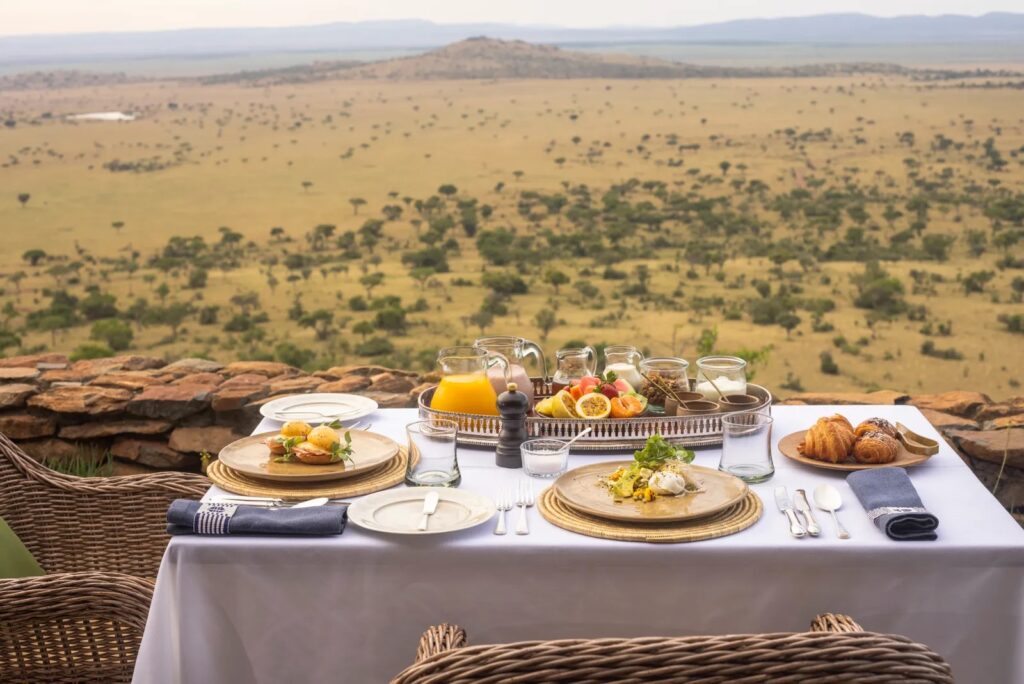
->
[496,382,528,468]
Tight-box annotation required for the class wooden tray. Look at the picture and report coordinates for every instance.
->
[552,461,748,523]
[778,430,932,472]
[218,428,400,482]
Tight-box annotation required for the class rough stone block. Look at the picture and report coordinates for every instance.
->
[28,386,132,416]
[128,384,215,420]
[0,412,57,439]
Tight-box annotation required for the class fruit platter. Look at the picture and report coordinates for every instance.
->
[419,341,772,450]
[418,375,772,451]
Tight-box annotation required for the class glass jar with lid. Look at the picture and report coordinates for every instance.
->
[695,356,747,400]
[638,357,690,413]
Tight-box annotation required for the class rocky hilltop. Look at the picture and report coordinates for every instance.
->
[197,37,1016,86]
[0,352,1019,525]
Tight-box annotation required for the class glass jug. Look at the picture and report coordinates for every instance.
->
[552,346,597,391]
[602,345,645,389]
[473,336,546,404]
[431,346,509,416]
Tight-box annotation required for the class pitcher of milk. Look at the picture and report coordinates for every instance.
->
[602,345,644,389]
[473,336,546,404]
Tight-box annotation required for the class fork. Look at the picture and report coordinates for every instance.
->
[494,489,513,535]
[515,479,535,536]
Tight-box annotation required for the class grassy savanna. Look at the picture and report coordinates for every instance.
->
[1,69,1022,397]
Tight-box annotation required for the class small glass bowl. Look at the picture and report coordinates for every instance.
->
[521,439,570,478]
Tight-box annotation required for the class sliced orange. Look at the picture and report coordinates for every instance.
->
[575,393,611,419]
[610,394,644,418]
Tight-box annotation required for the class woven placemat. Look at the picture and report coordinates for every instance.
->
[538,487,762,543]
[207,447,411,500]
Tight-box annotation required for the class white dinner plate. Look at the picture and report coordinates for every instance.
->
[348,488,496,535]
[260,393,378,424]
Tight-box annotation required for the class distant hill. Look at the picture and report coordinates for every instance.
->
[195,37,1018,86]
[2,13,1023,66]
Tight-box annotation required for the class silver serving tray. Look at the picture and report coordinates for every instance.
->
[417,379,772,451]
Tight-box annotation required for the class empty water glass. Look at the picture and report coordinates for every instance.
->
[719,413,774,483]
[405,419,460,487]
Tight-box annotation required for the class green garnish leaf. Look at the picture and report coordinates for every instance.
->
[325,419,343,429]
[329,432,354,464]
[633,434,694,469]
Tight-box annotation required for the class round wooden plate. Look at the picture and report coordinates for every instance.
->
[218,428,400,482]
[777,430,932,471]
[552,461,748,523]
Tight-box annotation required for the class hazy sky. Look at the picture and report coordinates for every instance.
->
[1,0,1020,36]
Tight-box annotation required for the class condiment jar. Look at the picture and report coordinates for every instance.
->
[638,357,689,413]
[695,356,747,400]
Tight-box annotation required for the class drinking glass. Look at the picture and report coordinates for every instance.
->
[405,419,460,487]
[718,413,774,483]
[521,439,570,478]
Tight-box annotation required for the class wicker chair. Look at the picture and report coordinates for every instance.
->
[0,571,153,684]
[392,613,954,683]
[0,432,208,577]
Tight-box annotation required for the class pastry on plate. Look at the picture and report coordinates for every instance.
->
[798,415,856,463]
[852,431,900,464]
[855,417,897,440]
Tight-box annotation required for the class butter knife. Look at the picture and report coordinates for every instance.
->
[774,486,807,538]
[418,491,440,531]
[793,489,821,537]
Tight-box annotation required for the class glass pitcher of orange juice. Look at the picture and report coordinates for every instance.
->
[431,346,509,416]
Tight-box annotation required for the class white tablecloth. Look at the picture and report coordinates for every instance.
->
[133,406,1024,684]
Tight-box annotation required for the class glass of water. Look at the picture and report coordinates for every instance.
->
[405,419,460,487]
[719,413,774,483]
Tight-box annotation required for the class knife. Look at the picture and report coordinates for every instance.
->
[774,486,807,538]
[793,489,821,537]
[418,491,440,531]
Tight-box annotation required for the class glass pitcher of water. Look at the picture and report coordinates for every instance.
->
[473,336,546,404]
[431,346,508,416]
[552,346,596,391]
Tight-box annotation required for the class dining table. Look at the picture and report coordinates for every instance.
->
[132,404,1024,684]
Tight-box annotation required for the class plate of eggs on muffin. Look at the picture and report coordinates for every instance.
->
[777,415,933,471]
[217,420,401,482]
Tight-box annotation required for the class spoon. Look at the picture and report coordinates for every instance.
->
[564,427,593,449]
[813,484,850,540]
[703,374,726,400]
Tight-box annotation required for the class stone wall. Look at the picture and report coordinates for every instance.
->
[778,390,1024,525]
[0,353,426,472]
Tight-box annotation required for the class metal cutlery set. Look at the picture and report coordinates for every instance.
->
[494,479,535,536]
[775,484,850,539]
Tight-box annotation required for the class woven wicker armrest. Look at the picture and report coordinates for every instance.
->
[0,572,154,684]
[0,433,209,576]
[393,617,954,684]
[416,624,468,662]
[809,612,864,633]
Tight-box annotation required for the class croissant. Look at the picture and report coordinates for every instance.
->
[823,414,854,433]
[852,431,900,464]
[799,415,856,463]
[855,417,897,440]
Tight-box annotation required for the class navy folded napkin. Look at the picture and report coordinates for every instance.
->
[167,499,347,536]
[847,467,938,541]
